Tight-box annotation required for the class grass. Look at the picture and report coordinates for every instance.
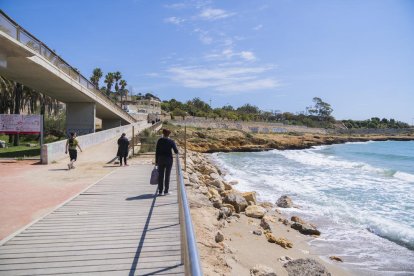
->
[0,145,40,158]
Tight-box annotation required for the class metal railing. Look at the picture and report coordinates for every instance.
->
[175,154,203,276]
[0,10,136,123]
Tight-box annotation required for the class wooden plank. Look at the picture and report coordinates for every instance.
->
[0,164,184,275]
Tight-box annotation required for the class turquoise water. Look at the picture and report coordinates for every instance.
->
[212,141,414,275]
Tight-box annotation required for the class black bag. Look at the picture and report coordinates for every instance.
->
[150,166,159,185]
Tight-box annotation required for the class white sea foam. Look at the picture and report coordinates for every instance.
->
[394,171,414,182]
[213,142,414,274]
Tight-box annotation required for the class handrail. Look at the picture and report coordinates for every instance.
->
[0,9,136,123]
[175,154,203,276]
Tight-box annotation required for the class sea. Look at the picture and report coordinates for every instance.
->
[211,141,414,275]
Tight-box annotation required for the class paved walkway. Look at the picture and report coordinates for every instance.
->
[0,164,184,275]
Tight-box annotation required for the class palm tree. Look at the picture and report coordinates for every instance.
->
[0,76,14,114]
[113,71,122,102]
[90,68,103,89]
[119,79,127,108]
[104,72,114,97]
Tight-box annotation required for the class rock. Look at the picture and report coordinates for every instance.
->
[242,192,257,205]
[259,201,274,210]
[223,182,233,191]
[291,216,305,224]
[229,180,239,185]
[215,231,224,243]
[210,172,220,180]
[329,256,343,262]
[252,229,262,236]
[276,195,293,208]
[250,264,277,276]
[189,173,200,184]
[278,256,292,264]
[245,205,267,219]
[260,216,272,231]
[212,198,222,209]
[282,219,290,226]
[265,232,277,243]
[222,204,236,213]
[208,179,225,191]
[199,186,208,195]
[291,222,321,236]
[283,258,331,276]
[218,207,233,220]
[223,193,248,213]
[274,237,293,249]
[208,187,220,199]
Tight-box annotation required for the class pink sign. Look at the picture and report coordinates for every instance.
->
[0,114,41,134]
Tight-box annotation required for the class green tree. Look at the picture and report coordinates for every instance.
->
[104,73,114,96]
[90,68,103,89]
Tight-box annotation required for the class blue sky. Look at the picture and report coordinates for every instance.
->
[2,0,414,123]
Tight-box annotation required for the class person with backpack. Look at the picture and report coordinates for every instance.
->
[117,133,130,166]
[155,129,178,196]
[65,132,82,170]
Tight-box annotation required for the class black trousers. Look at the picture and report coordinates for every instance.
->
[158,157,173,193]
[119,155,127,165]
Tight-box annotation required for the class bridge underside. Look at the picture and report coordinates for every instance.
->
[0,32,133,134]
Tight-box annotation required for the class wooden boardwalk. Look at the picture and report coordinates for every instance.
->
[0,164,184,275]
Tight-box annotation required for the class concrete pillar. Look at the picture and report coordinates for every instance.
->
[102,119,121,130]
[66,102,96,135]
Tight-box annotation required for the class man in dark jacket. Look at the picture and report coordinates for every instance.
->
[117,133,130,166]
[155,129,178,195]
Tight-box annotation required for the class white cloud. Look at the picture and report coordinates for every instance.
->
[240,51,256,61]
[194,28,213,44]
[164,17,185,25]
[205,48,256,62]
[167,65,279,93]
[199,8,235,20]
[253,24,263,31]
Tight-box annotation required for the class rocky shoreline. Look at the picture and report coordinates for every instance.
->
[182,149,349,276]
[172,126,414,153]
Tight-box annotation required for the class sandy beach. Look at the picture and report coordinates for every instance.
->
[183,149,351,275]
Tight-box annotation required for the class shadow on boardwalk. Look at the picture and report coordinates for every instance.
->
[0,164,184,275]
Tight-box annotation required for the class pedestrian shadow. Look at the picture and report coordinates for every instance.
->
[48,168,68,171]
[103,165,120,168]
[126,194,156,200]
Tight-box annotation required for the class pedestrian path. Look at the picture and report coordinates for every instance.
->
[0,164,184,275]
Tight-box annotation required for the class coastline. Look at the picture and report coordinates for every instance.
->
[183,149,351,275]
[172,126,414,153]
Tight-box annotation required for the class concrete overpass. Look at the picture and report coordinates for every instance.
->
[0,10,137,134]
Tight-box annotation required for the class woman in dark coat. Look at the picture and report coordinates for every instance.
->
[117,133,130,166]
[155,129,178,195]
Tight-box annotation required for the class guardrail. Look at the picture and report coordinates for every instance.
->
[175,154,203,276]
[0,10,136,123]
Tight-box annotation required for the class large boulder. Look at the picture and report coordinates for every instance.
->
[223,193,248,213]
[210,172,221,180]
[250,265,277,276]
[291,223,321,236]
[242,192,257,205]
[283,258,331,276]
[208,179,225,191]
[276,195,293,208]
[245,205,267,219]
[223,182,233,191]
[218,207,233,220]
